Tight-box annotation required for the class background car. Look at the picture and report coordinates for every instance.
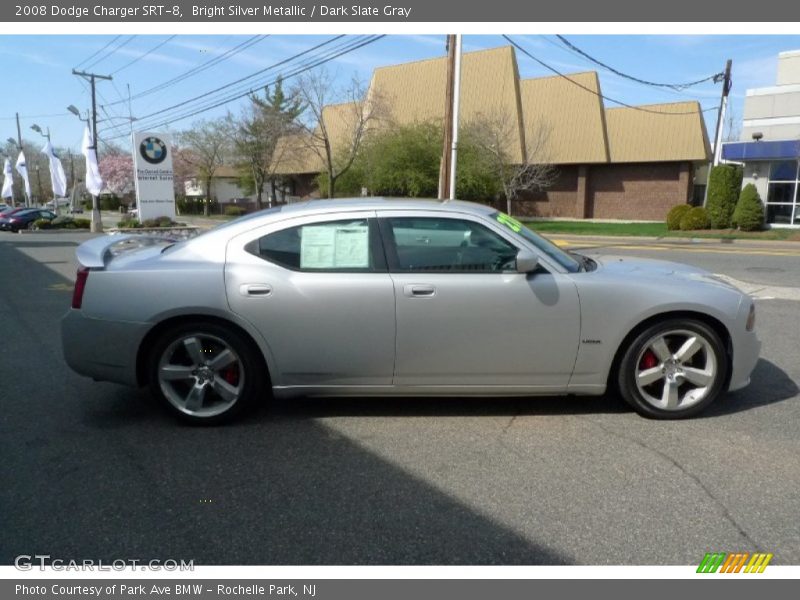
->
[61,199,761,424]
[0,208,57,232]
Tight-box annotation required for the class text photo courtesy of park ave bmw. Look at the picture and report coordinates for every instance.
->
[1,0,800,593]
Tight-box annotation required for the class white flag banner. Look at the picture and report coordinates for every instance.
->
[2,158,13,199]
[14,151,31,199]
[81,125,103,196]
[42,140,68,198]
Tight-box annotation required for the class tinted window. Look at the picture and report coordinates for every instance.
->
[250,218,382,272]
[385,217,518,272]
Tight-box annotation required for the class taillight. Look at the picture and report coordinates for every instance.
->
[72,267,89,309]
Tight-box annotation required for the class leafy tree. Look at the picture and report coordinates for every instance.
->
[732,183,765,231]
[231,77,304,208]
[705,164,742,228]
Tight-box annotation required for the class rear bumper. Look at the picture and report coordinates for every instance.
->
[61,310,149,386]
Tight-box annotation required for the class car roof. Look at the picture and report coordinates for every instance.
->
[278,197,496,216]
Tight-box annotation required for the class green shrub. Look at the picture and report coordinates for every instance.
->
[73,219,91,229]
[666,204,691,230]
[224,205,247,217]
[51,216,73,227]
[732,183,765,232]
[32,218,51,230]
[117,218,140,228]
[679,206,711,230]
[705,164,742,228]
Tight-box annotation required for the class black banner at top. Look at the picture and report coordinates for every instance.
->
[3,0,799,22]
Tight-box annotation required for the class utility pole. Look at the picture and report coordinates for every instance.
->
[703,60,732,207]
[72,69,112,232]
[448,34,463,201]
[438,35,456,200]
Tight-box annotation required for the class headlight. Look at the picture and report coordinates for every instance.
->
[745,302,756,332]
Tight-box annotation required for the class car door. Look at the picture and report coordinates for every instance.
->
[380,211,581,391]
[225,211,396,388]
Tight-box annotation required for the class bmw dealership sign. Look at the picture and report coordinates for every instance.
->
[132,131,176,221]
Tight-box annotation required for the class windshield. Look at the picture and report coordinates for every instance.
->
[491,211,581,273]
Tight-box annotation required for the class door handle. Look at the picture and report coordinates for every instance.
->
[240,283,272,297]
[403,284,436,298]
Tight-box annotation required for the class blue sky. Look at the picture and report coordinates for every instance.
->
[2,34,799,152]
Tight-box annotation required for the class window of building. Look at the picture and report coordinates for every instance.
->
[766,160,800,225]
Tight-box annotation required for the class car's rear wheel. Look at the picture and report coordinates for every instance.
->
[617,318,728,419]
[148,322,264,424]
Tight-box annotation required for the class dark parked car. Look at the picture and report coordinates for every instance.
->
[0,208,57,232]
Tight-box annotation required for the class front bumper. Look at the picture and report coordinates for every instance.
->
[728,329,761,392]
[61,310,150,387]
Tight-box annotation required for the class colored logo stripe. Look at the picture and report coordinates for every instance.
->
[697,552,773,573]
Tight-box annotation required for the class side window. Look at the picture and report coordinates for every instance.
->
[248,218,384,272]
[385,217,519,273]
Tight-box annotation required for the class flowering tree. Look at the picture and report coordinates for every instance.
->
[98,153,134,196]
[171,145,194,197]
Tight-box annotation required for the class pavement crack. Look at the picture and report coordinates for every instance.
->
[501,414,519,435]
[584,418,762,551]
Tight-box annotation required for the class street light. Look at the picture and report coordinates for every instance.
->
[30,124,51,141]
[7,137,18,148]
[67,104,102,231]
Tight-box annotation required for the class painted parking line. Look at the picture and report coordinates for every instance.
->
[552,239,800,257]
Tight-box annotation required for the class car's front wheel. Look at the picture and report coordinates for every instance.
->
[148,322,264,424]
[617,318,728,419]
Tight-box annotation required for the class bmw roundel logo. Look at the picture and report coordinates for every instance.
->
[139,136,167,165]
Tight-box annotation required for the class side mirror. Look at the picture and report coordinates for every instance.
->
[516,249,539,273]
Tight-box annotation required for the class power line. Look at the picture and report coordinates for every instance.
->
[102,35,359,135]
[111,35,177,75]
[503,35,718,116]
[100,35,385,140]
[135,35,346,123]
[84,35,138,70]
[555,35,723,90]
[103,35,268,107]
[74,35,121,69]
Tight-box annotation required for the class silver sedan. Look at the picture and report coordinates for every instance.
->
[61,199,761,423]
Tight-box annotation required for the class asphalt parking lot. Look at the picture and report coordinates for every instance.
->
[1,231,798,565]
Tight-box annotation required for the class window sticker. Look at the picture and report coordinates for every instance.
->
[495,212,523,233]
[300,223,369,269]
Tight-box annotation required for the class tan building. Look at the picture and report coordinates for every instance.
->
[274,46,711,220]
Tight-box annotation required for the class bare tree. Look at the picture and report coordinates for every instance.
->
[723,105,742,143]
[179,118,229,216]
[293,69,385,199]
[467,113,557,215]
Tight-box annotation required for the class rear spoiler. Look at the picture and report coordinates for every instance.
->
[75,234,177,268]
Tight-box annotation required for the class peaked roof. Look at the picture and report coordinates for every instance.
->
[605,101,711,163]
[272,45,711,175]
[519,71,609,164]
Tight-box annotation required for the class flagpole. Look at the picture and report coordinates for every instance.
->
[16,113,29,208]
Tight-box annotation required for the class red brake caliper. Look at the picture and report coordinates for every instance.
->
[222,365,239,386]
[639,349,658,370]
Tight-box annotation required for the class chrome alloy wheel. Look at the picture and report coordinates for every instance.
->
[634,329,718,411]
[157,333,245,418]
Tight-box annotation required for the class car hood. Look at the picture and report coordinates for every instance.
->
[591,254,745,292]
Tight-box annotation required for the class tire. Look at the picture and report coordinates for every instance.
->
[617,318,728,419]
[147,322,266,424]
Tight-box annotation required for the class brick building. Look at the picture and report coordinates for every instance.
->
[273,46,711,220]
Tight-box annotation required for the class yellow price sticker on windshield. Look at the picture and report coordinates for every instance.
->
[496,213,523,233]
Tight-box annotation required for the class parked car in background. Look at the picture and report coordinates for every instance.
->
[62,198,761,424]
[0,208,57,232]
